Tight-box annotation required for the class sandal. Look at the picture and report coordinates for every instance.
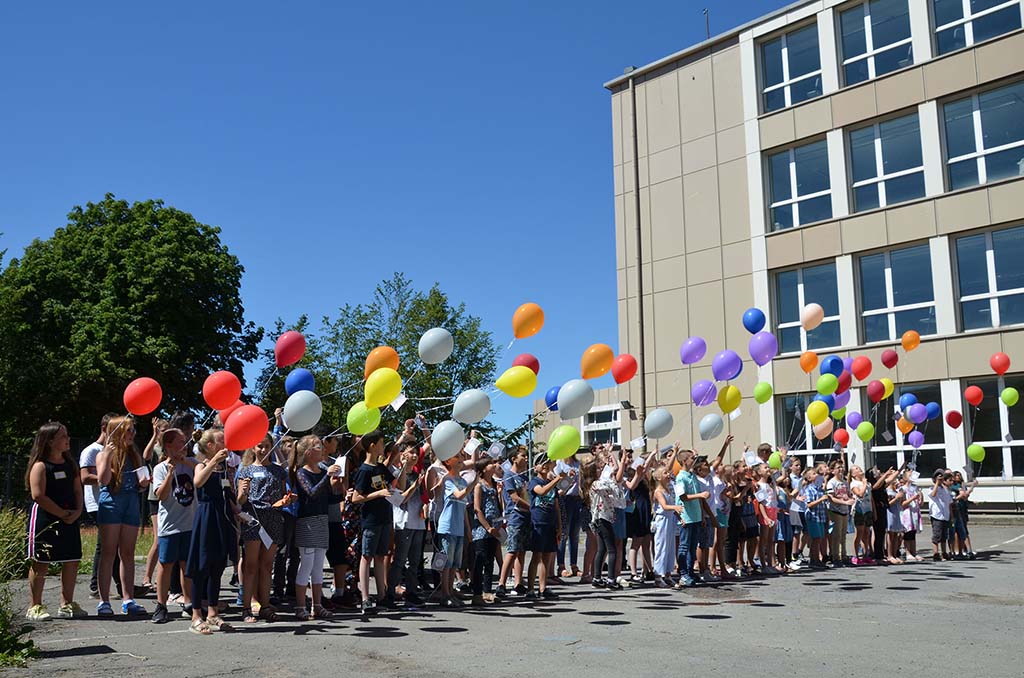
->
[295,608,310,621]
[189,620,212,635]
[259,605,278,622]
[206,616,234,632]
[242,608,258,623]
[313,606,333,620]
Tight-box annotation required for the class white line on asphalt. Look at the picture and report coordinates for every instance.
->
[985,533,1024,549]
[36,629,188,645]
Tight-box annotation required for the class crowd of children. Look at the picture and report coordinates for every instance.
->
[23,414,980,628]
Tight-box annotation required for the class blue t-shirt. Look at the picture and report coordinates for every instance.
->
[675,470,703,525]
[438,475,468,537]
[502,470,530,528]
[529,477,557,525]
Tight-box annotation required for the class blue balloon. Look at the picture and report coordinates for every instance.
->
[812,393,835,412]
[898,393,918,411]
[820,355,843,377]
[926,401,941,421]
[742,308,766,334]
[545,385,560,412]
[285,368,315,396]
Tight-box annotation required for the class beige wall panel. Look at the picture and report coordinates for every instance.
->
[765,229,805,268]
[974,32,1024,84]
[679,59,717,143]
[759,109,796,150]
[682,134,719,175]
[999,329,1024,361]
[683,167,722,251]
[895,339,949,382]
[686,281,727,358]
[725,399,762,451]
[724,274,756,350]
[648,146,683,186]
[612,93,623,166]
[923,50,978,99]
[935,189,991,234]
[635,82,648,158]
[638,155,650,189]
[712,46,744,131]
[685,247,724,286]
[988,179,1024,225]
[653,287,689,373]
[719,158,751,245]
[802,221,843,262]
[644,73,682,155]
[623,191,638,265]
[617,267,627,301]
[615,195,626,270]
[773,356,814,394]
[841,211,888,253]
[652,254,687,293]
[793,97,833,139]
[649,177,687,261]
[613,163,624,196]
[620,91,634,160]
[722,240,754,278]
[716,125,746,164]
[622,160,635,195]
[885,200,937,244]
[947,333,1003,378]
[830,84,877,128]
[654,371,688,407]
[625,265,654,300]
[874,68,926,116]
[662,404,693,449]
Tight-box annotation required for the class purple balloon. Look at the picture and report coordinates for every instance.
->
[748,331,779,367]
[847,411,863,429]
[691,379,717,407]
[833,390,851,410]
[907,430,925,449]
[842,357,854,373]
[711,350,743,382]
[907,403,928,425]
[680,336,707,365]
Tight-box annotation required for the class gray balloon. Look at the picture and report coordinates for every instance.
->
[699,412,724,441]
[452,389,491,425]
[282,390,322,432]
[557,379,595,420]
[644,408,674,439]
[418,327,454,365]
[432,420,465,461]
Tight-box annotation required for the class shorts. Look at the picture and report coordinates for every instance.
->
[613,509,627,540]
[952,515,969,541]
[97,488,142,527]
[531,522,557,553]
[440,534,465,568]
[326,522,355,568]
[806,520,826,539]
[506,521,531,553]
[148,500,160,518]
[704,522,716,546]
[361,523,393,557]
[853,511,873,527]
[158,532,192,564]
[28,505,81,563]
[930,518,949,544]
[715,510,729,529]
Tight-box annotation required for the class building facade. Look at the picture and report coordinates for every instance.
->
[600,0,1024,506]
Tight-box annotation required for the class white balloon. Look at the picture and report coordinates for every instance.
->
[644,408,674,439]
[282,390,322,432]
[699,412,724,441]
[452,389,491,425]
[418,327,454,365]
[557,379,595,420]
[432,420,466,461]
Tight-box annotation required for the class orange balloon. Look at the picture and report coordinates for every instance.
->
[799,351,819,374]
[364,346,400,379]
[901,330,921,352]
[512,302,545,339]
[581,343,614,379]
[896,416,915,435]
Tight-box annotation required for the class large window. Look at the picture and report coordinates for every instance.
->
[965,374,1024,477]
[761,23,823,112]
[775,262,841,353]
[776,393,844,463]
[840,0,914,85]
[849,112,926,211]
[583,406,620,446]
[932,0,1022,56]
[955,226,1024,330]
[767,140,832,230]
[870,382,946,476]
[943,80,1024,190]
[859,244,937,342]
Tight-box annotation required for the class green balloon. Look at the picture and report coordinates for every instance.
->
[1001,387,1019,407]
[967,443,986,463]
[832,406,847,420]
[547,425,581,461]
[346,401,381,436]
[856,421,875,442]
[816,374,838,396]
[767,451,782,470]
[753,381,773,404]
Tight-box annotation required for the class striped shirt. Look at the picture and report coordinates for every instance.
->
[804,484,827,523]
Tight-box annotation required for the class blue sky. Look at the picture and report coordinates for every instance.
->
[0,1,775,429]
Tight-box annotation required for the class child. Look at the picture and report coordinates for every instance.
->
[25,422,85,620]
[583,456,626,589]
[802,467,829,568]
[928,470,953,561]
[471,458,502,605]
[885,475,905,565]
[825,464,855,566]
[272,435,300,603]
[674,450,712,588]
[754,465,778,573]
[950,471,976,559]
[290,435,342,620]
[495,446,531,598]
[788,457,806,566]
[527,457,564,599]
[651,467,681,587]
[849,465,874,565]
[900,472,924,562]
[151,428,197,623]
[436,452,476,607]
[775,474,794,573]
[624,453,653,584]
[386,442,427,608]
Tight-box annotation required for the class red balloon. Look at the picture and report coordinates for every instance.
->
[945,410,963,429]
[964,385,984,407]
[203,371,242,411]
[224,405,269,451]
[833,428,850,447]
[880,349,899,369]
[218,399,244,423]
[512,353,540,375]
[123,377,162,416]
[274,331,306,368]
[866,379,885,403]
[851,356,872,381]
[990,352,1011,376]
[611,354,638,384]
[835,370,852,395]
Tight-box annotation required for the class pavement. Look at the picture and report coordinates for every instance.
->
[6,524,1023,678]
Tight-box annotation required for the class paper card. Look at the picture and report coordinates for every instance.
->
[487,442,505,459]
[849,451,857,464]
[387,488,406,507]
[501,460,513,475]
[782,456,793,471]
[631,456,644,470]
[331,456,346,478]
[630,437,646,451]
[658,444,674,457]
[431,550,448,571]
[729,408,742,421]
[465,438,482,455]
[258,526,273,550]
[744,451,759,467]
[135,466,151,481]
[1005,433,1014,443]
[833,443,843,453]
[390,392,408,411]
[461,470,477,484]
[910,471,921,482]
[881,431,894,442]
[415,414,428,430]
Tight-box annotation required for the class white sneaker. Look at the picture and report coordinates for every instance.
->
[789,561,802,571]
[26,604,51,621]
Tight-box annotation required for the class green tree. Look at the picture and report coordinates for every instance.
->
[0,195,262,457]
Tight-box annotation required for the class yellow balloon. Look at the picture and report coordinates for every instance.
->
[717,385,742,414]
[365,367,402,409]
[495,365,537,398]
[807,400,829,426]
[880,377,894,400]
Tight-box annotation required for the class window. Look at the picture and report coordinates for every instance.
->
[840,0,914,85]
[859,244,937,342]
[582,406,620,447]
[943,80,1024,190]
[954,226,1024,330]
[965,374,1024,477]
[775,262,841,353]
[849,112,926,211]
[761,23,823,112]
[586,409,618,426]
[776,394,845,461]
[767,140,832,230]
[933,0,1023,55]
[870,382,947,476]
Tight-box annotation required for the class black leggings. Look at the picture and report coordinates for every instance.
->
[725,505,744,565]
[471,537,498,595]
[191,560,226,610]
[593,519,616,579]
[872,511,887,560]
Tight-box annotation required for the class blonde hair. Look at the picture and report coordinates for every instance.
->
[289,434,322,485]
[106,416,142,494]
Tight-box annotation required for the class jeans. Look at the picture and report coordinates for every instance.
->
[88,511,121,595]
[593,519,616,579]
[273,513,299,596]
[676,522,703,577]
[557,495,583,570]
[471,537,498,595]
[388,528,426,596]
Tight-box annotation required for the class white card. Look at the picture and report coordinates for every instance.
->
[910,471,921,482]
[849,451,857,464]
[487,442,505,459]
[465,438,482,455]
[258,526,273,550]
[135,466,151,481]
[744,451,759,466]
[387,488,406,507]
[729,408,742,421]
[331,456,346,478]
[881,431,894,442]
[631,456,644,469]
[630,437,646,450]
[390,393,408,411]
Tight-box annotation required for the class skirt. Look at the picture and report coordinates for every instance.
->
[242,505,285,545]
[295,514,329,549]
[626,494,653,538]
[27,505,81,563]
[187,501,236,576]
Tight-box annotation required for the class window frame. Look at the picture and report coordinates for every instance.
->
[838,0,915,86]
[964,373,1024,478]
[759,22,824,113]
[766,138,833,231]
[931,0,1024,55]
[775,392,845,460]
[941,80,1024,189]
[773,262,843,354]
[582,404,621,446]
[856,243,937,343]
[868,382,947,468]
[953,226,1024,331]
[847,110,926,211]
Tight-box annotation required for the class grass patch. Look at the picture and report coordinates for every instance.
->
[0,509,35,667]
[76,525,156,576]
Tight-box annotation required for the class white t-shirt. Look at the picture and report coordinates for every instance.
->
[929,485,952,520]
[79,442,103,513]
[391,467,426,531]
[789,474,806,512]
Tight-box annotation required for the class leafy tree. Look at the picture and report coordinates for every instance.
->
[0,195,262,457]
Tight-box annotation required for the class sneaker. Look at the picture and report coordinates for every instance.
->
[405,592,425,606]
[932,553,942,562]
[968,551,977,560]
[229,572,239,588]
[591,578,606,589]
[471,594,487,607]
[788,561,802,572]
[380,595,399,610]
[493,585,508,599]
[360,599,375,616]
[679,574,696,587]
[605,580,623,591]
[88,589,100,600]
[96,601,114,617]
[541,589,558,600]
[122,600,148,616]
[513,583,528,596]
[703,573,721,583]
[151,603,169,624]
[62,601,87,618]
[26,604,51,621]
[524,591,538,601]
[168,593,184,605]
[181,604,193,619]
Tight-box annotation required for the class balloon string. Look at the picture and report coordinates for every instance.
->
[322,378,363,399]
[416,397,460,415]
